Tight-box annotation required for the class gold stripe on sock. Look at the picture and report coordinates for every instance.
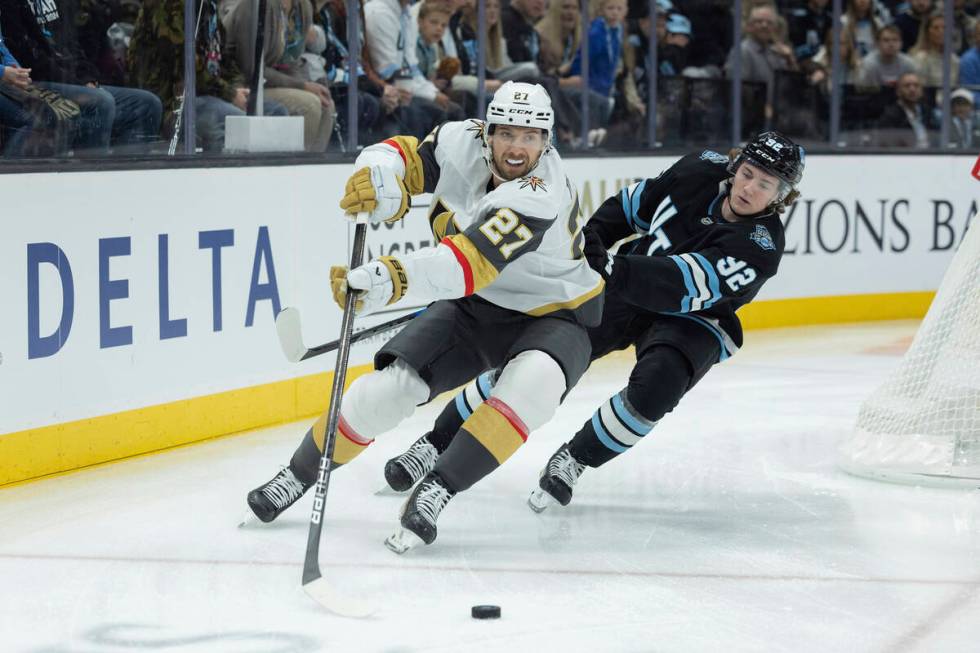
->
[463,402,525,465]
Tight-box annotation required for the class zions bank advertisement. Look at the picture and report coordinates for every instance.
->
[0,155,977,436]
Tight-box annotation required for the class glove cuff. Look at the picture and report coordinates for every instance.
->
[378,256,408,304]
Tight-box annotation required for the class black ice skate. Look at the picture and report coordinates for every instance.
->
[384,473,455,554]
[528,444,586,513]
[384,432,441,492]
[244,466,311,524]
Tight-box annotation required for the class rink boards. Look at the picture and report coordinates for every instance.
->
[0,154,976,485]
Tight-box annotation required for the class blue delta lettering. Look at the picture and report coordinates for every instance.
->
[26,226,280,360]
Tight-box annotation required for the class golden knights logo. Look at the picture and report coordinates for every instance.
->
[519,175,547,192]
[465,119,485,140]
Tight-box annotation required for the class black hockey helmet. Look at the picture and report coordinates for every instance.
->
[728,131,805,189]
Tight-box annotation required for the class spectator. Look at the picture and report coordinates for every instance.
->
[536,0,609,142]
[128,0,291,153]
[223,0,335,152]
[947,86,979,146]
[662,12,693,76]
[725,4,799,83]
[961,21,980,104]
[501,0,548,67]
[308,0,385,146]
[0,23,78,156]
[806,21,862,93]
[841,0,885,58]
[910,14,961,87]
[416,1,454,80]
[787,0,832,64]
[536,0,583,78]
[859,24,918,87]
[893,0,933,53]
[319,0,403,141]
[452,0,509,96]
[412,0,467,62]
[568,0,629,135]
[951,0,979,54]
[499,0,582,146]
[682,0,733,76]
[362,0,463,139]
[876,71,938,146]
[0,25,36,155]
[0,0,162,154]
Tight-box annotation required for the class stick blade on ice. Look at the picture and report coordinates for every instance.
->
[303,577,376,619]
[276,307,308,363]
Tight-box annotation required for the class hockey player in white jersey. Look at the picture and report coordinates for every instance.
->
[245,82,604,552]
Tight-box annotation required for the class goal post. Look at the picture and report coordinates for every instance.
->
[838,215,980,488]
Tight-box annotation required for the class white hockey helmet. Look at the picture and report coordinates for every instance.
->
[483,81,554,178]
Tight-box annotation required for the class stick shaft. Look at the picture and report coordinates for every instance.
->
[302,214,367,586]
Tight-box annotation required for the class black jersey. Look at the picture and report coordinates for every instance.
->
[587,150,786,361]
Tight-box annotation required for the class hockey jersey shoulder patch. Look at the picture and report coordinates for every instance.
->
[749,224,776,251]
[518,175,548,192]
[699,150,729,165]
[465,119,486,140]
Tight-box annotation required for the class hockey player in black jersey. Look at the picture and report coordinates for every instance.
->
[383,131,806,511]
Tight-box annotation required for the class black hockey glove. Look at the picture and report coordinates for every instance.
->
[583,228,624,290]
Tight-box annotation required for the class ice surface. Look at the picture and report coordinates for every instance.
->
[2,321,979,653]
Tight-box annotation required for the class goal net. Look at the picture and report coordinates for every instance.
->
[838,216,980,488]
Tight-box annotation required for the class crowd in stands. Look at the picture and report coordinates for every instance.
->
[0,0,977,157]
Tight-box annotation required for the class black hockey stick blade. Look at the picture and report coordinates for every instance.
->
[301,212,376,618]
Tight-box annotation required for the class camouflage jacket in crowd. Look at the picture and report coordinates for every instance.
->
[128,0,244,118]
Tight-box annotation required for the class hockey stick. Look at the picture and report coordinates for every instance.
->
[302,212,375,619]
[275,308,421,363]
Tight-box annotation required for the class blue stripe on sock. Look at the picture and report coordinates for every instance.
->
[455,392,472,420]
[476,372,493,400]
[611,393,653,436]
[592,412,628,453]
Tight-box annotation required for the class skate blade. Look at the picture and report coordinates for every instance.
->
[527,489,556,513]
[238,510,260,528]
[374,484,407,496]
[384,528,424,555]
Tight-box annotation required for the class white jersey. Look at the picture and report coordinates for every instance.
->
[354,120,604,325]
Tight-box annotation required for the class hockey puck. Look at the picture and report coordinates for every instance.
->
[471,605,501,620]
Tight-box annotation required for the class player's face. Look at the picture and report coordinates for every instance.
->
[730,161,781,214]
[489,125,547,180]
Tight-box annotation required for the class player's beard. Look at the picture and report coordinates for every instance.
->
[491,147,541,181]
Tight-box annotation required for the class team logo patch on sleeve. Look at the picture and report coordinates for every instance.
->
[519,175,547,192]
[466,120,486,140]
[749,225,776,251]
[700,150,729,165]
